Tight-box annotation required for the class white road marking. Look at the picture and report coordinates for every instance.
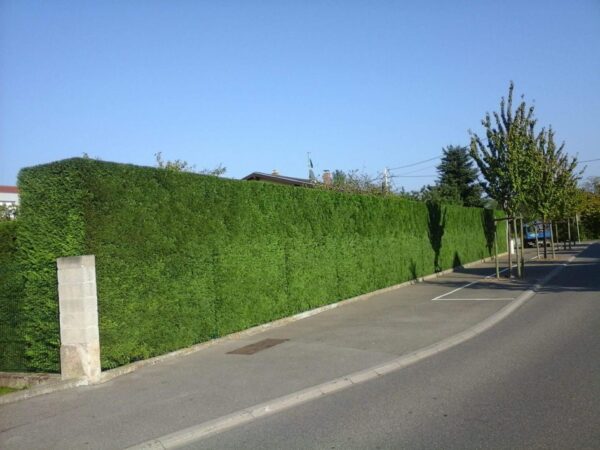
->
[431,254,540,301]
[434,297,515,301]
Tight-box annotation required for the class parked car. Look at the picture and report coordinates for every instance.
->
[524,222,552,247]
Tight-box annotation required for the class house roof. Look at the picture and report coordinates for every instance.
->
[0,186,19,194]
[242,172,314,188]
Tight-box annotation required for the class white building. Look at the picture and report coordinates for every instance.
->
[0,186,19,217]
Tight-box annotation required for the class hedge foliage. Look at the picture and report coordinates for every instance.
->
[0,220,27,371]
[15,158,506,371]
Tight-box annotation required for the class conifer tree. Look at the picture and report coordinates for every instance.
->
[436,145,483,207]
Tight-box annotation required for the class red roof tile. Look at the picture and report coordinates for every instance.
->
[0,186,19,194]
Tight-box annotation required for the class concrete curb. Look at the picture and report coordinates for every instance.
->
[126,252,580,449]
[0,377,88,406]
[0,372,60,389]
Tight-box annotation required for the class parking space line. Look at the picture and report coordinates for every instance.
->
[431,254,539,302]
[433,297,515,301]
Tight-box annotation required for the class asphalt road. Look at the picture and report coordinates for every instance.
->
[188,243,600,450]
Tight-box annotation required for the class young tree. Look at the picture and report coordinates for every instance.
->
[469,82,537,276]
[525,127,579,256]
[578,178,600,239]
[469,82,537,217]
[435,145,483,207]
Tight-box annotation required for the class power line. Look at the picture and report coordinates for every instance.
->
[400,164,438,175]
[386,153,596,174]
[388,156,440,171]
[389,174,436,178]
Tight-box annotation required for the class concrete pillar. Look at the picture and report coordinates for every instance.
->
[57,255,101,382]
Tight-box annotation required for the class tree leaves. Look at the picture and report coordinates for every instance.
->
[470,82,580,222]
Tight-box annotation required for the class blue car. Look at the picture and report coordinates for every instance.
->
[524,222,552,247]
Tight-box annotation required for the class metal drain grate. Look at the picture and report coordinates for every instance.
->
[227,338,289,355]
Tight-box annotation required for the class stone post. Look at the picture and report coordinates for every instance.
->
[57,255,101,382]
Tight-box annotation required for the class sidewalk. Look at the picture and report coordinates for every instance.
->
[0,244,587,450]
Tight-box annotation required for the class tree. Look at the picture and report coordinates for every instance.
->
[469,82,537,217]
[0,204,18,221]
[582,176,600,194]
[523,126,580,255]
[331,169,347,186]
[578,176,600,239]
[469,82,539,275]
[154,152,226,177]
[471,83,583,263]
[523,128,563,221]
[405,185,441,203]
[323,169,385,195]
[435,145,482,207]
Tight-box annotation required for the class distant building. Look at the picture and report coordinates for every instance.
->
[0,186,19,208]
[242,172,314,188]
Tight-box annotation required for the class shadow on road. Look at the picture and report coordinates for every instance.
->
[422,243,600,295]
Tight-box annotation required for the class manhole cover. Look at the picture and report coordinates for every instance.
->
[227,338,289,355]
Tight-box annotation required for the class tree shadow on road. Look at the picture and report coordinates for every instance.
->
[423,243,599,295]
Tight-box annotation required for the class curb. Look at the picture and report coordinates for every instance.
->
[126,252,580,449]
[0,372,60,389]
[0,377,88,406]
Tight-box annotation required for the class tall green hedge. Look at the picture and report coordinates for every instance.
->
[16,158,506,371]
[0,220,27,371]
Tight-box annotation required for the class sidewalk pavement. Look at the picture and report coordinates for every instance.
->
[0,244,588,450]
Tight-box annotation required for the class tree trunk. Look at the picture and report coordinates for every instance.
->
[519,217,525,277]
[535,222,540,259]
[513,219,521,278]
[567,218,572,249]
[542,219,548,259]
[542,218,548,259]
[575,214,581,243]
[494,227,500,279]
[507,220,513,278]
[550,221,556,259]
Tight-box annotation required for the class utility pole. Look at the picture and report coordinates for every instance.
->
[383,167,389,194]
[307,152,316,182]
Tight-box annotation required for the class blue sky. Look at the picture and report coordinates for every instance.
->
[1,0,599,191]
